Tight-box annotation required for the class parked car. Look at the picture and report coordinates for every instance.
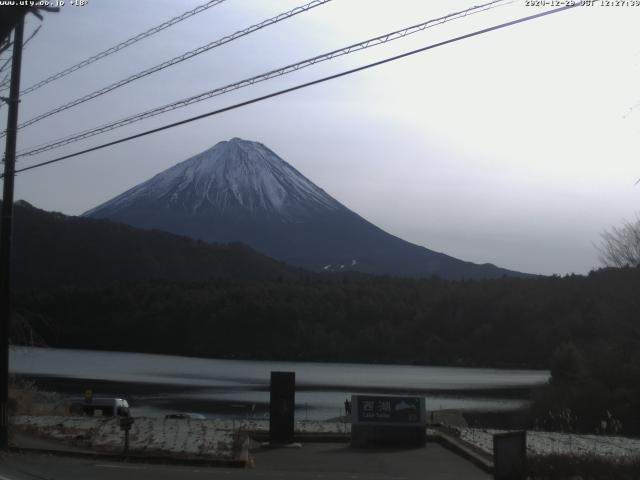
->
[165,412,206,420]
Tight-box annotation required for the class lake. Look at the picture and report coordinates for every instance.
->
[10,346,548,420]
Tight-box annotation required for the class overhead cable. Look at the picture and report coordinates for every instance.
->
[8,0,333,136]
[12,4,579,176]
[14,0,228,96]
[17,0,512,157]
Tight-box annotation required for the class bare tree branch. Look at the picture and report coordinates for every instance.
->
[598,215,640,268]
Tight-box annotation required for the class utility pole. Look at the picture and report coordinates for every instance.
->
[0,15,24,450]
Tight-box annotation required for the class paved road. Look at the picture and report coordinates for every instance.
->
[0,443,490,480]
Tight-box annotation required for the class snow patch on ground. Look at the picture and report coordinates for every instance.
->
[12,416,237,459]
[10,416,351,458]
[453,427,640,460]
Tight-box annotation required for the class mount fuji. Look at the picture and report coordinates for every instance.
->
[84,138,528,280]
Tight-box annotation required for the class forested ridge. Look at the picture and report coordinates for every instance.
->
[15,267,639,369]
[6,200,300,289]
[7,200,640,433]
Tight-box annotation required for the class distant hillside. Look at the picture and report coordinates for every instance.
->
[5,201,299,290]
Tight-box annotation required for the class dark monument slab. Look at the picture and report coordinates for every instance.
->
[351,395,426,447]
[493,430,526,480]
[269,371,295,444]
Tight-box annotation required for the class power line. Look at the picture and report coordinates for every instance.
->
[21,24,41,50]
[12,4,579,176]
[0,25,40,76]
[7,0,332,136]
[16,0,513,158]
[0,25,40,113]
[12,0,228,96]
[0,41,11,57]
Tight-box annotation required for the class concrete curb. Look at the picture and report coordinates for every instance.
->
[428,428,494,473]
[7,445,250,468]
[8,428,489,473]
[249,428,493,473]
[250,433,350,443]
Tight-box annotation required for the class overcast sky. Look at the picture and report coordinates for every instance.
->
[2,0,639,275]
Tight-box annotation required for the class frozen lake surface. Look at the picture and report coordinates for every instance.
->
[11,346,548,420]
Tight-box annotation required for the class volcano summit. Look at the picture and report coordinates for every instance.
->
[85,138,527,279]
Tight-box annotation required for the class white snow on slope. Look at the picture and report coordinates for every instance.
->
[85,138,341,217]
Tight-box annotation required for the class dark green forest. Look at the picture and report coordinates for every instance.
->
[15,269,639,367]
[14,267,640,434]
[6,201,640,434]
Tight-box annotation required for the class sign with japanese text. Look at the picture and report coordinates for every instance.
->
[352,395,425,426]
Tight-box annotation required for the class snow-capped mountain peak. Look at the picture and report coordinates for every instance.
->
[85,137,530,280]
[85,138,341,218]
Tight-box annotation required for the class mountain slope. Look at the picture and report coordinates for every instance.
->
[7,200,298,290]
[85,138,530,280]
